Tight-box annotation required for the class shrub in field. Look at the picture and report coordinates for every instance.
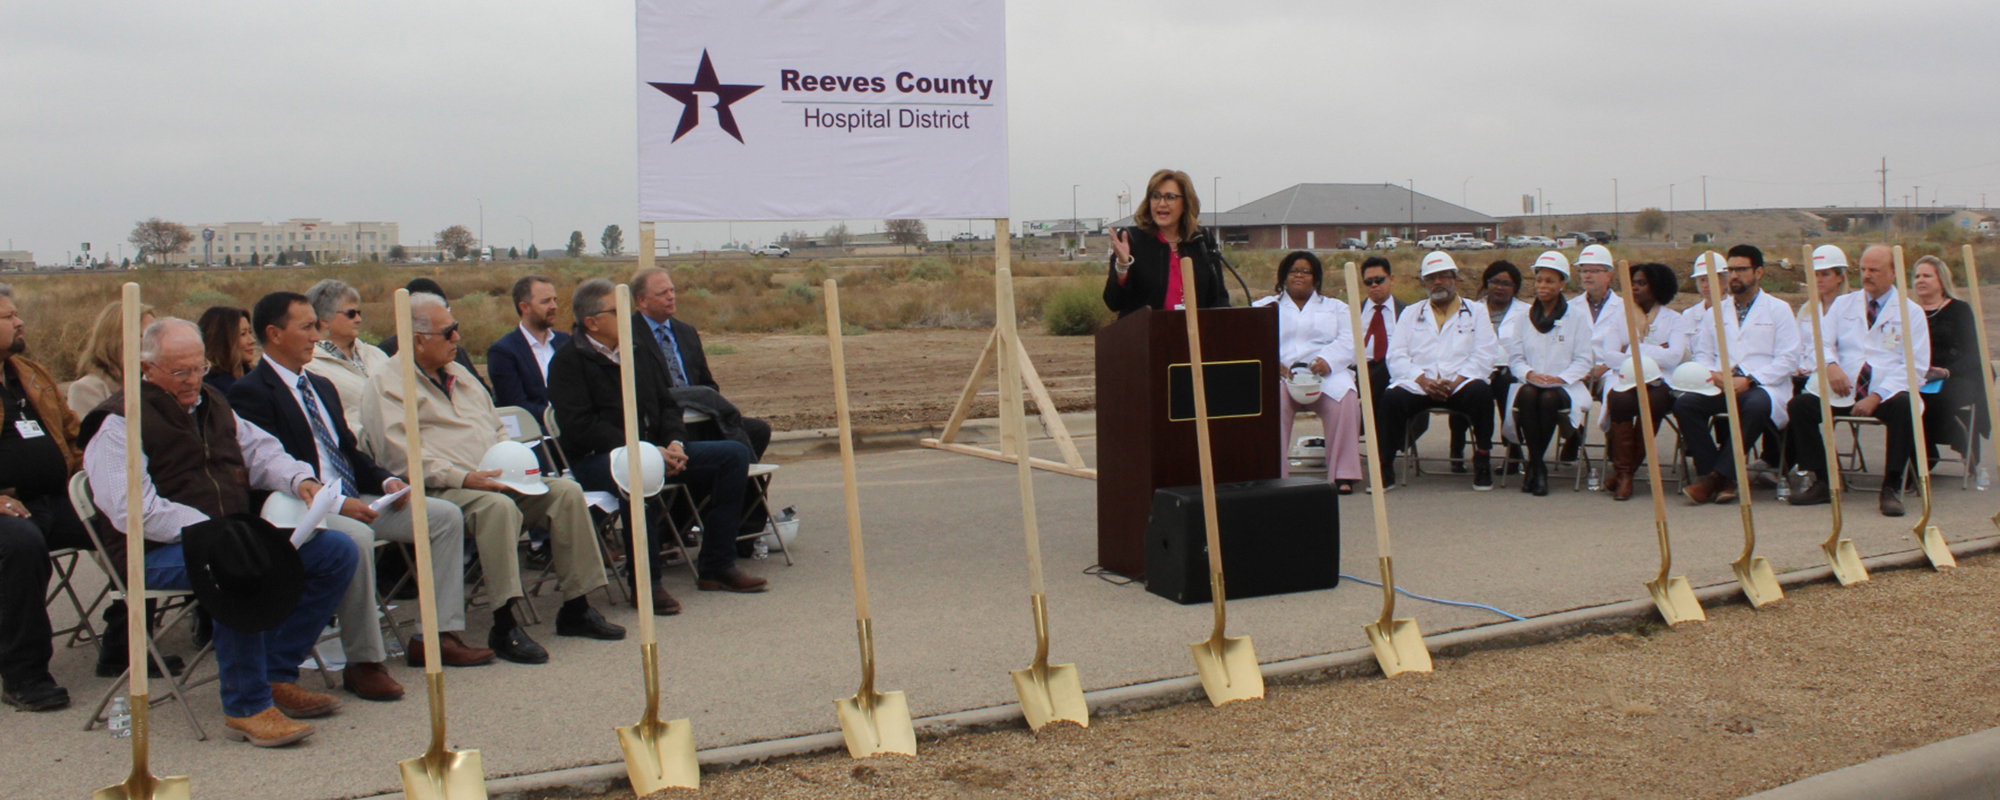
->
[1042,282,1111,335]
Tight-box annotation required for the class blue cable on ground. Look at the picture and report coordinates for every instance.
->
[1338,574,1527,621]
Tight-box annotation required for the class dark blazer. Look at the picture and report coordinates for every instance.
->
[546,334,689,461]
[630,313,716,390]
[226,360,396,496]
[1102,226,1231,318]
[487,327,570,420]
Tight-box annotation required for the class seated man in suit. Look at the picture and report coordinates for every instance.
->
[361,291,622,665]
[487,275,568,424]
[228,292,492,703]
[549,279,766,612]
[629,267,771,458]
[82,317,358,748]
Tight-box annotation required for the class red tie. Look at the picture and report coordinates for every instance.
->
[1369,303,1388,362]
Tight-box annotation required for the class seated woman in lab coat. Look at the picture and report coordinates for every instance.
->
[1507,252,1596,496]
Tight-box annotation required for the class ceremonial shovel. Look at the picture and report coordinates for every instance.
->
[1892,247,1955,570]
[610,284,700,793]
[1342,263,1432,676]
[1800,246,1866,585]
[1953,244,2000,535]
[1612,263,1705,625]
[994,266,1087,730]
[1701,253,1783,608]
[823,280,917,757]
[392,289,489,800]
[94,283,190,800]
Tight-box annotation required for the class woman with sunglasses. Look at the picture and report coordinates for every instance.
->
[304,278,394,432]
[1507,252,1595,496]
[1103,169,1230,316]
[1252,251,1362,493]
[1599,262,1689,500]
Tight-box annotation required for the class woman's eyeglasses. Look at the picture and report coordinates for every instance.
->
[335,309,362,320]
[1149,192,1183,202]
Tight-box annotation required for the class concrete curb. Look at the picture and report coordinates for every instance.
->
[350,534,2000,800]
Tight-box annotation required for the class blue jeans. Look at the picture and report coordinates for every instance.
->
[571,440,752,576]
[145,532,358,718]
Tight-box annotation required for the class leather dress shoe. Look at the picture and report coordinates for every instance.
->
[1713,480,1738,505]
[224,707,314,748]
[340,662,404,702]
[1881,487,1906,517]
[406,632,498,668]
[487,625,549,664]
[1683,473,1723,505]
[269,681,343,719]
[555,605,627,640]
[1789,477,1831,506]
[652,583,682,616]
[2,679,70,712]
[698,567,770,593]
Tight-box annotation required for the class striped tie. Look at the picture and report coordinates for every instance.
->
[298,375,357,494]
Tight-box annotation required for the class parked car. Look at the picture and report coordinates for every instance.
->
[1372,237,1406,250]
[952,232,979,242]
[1517,235,1558,249]
[754,244,791,257]
[1454,237,1496,250]
[1337,238,1366,250]
[1585,230,1616,244]
[1415,235,1454,250]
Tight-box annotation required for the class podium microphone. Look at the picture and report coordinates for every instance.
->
[1201,232,1251,306]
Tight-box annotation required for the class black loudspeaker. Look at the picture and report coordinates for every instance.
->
[1143,476,1339,604]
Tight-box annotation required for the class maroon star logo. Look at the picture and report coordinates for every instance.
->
[647,50,763,143]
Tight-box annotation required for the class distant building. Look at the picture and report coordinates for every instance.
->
[1208,183,1499,250]
[166,218,400,265]
[0,251,33,271]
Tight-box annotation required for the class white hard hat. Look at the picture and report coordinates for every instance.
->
[1611,355,1663,393]
[610,445,667,498]
[1691,251,1725,278]
[260,492,314,529]
[478,441,548,495]
[1420,250,1458,277]
[1284,370,1323,405]
[1668,362,1721,396]
[1810,244,1849,271]
[1577,244,1613,267]
[1532,250,1571,279]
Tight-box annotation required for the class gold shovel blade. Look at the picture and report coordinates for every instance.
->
[1645,576,1706,626]
[1918,526,1957,570]
[617,717,699,795]
[1188,634,1264,706]
[834,690,916,759]
[1364,617,1433,677]
[1823,539,1870,586]
[92,775,191,800]
[398,748,488,800]
[1732,556,1784,608]
[1010,662,1089,731]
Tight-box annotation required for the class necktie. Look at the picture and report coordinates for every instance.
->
[1368,303,1388,362]
[1856,297,1879,398]
[297,375,357,494]
[657,324,688,387]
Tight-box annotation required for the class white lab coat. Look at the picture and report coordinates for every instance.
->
[1387,297,1500,396]
[1486,298,1532,369]
[1690,291,1802,428]
[1853,287,1930,405]
[1503,302,1596,440]
[1252,292,1357,400]
[1796,290,1865,406]
[1596,305,1695,429]
[1569,291,1627,369]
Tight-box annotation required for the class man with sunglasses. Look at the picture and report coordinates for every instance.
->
[1356,257,1404,472]
[1674,245,1801,505]
[1380,251,1502,490]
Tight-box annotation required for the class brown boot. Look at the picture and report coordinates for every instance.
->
[1608,421,1640,501]
[269,681,343,719]
[340,662,404,702]
[223,706,315,747]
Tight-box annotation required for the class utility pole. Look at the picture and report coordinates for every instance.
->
[1668,184,1675,243]
[1537,187,1544,234]
[1878,157,1889,230]
[1612,178,1620,240]
[518,215,534,254]
[1701,175,1708,211]
[1462,175,1472,207]
[1407,179,1415,237]
[1071,183,1080,255]
[477,199,484,250]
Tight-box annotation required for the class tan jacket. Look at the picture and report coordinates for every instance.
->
[6,355,82,474]
[66,373,116,420]
[360,360,504,490]
[307,339,392,434]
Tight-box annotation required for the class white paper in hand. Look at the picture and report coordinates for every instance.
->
[291,481,344,549]
[368,485,412,514]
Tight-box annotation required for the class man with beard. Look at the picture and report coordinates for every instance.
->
[1675,245,1801,505]
[1379,251,1501,490]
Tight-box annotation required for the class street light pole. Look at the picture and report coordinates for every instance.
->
[518,215,534,256]
[477,199,484,251]
[1612,178,1620,240]
[1071,183,1080,255]
[1407,179,1415,237]
[1462,175,1472,207]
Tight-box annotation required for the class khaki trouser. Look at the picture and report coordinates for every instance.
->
[437,477,606,607]
[322,494,467,664]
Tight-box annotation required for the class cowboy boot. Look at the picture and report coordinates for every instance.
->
[1609,420,1640,501]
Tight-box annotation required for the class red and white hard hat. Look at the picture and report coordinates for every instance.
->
[1420,250,1458,277]
[478,441,548,495]
[1532,250,1571,279]
[1576,244,1614,267]
[1811,244,1849,271]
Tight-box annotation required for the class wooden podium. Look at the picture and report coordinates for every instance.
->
[1095,306,1281,578]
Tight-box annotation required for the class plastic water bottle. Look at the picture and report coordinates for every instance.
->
[1774,471,1792,501]
[752,538,770,560]
[383,628,406,659]
[1585,466,1602,491]
[107,696,132,739]
[1979,466,1991,491]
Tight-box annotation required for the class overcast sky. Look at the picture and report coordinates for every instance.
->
[5,0,1998,262]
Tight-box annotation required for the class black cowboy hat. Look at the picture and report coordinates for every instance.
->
[180,514,304,633]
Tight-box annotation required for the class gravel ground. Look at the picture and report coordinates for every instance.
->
[546,552,2000,800]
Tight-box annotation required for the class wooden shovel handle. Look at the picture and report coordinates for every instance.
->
[823,280,871,621]
[1612,262,1675,581]
[1177,252,1226,582]
[1701,254,1759,561]
[121,283,146,700]
[1956,245,2000,489]
[994,264,1047,599]
[394,290,445,679]
[1801,246,1846,515]
[1341,264,1401,622]
[615,285,657,638]
[1891,247,1936,526]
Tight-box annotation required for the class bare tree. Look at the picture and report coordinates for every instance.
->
[128,218,194,263]
[436,225,476,260]
[1825,215,1850,234]
[1634,207,1668,238]
[823,223,852,250]
[1499,218,1526,236]
[777,229,811,245]
[884,219,927,251]
[601,224,624,256]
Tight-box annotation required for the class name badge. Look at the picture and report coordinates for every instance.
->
[14,420,45,439]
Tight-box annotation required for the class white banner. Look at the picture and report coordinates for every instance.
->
[637,0,1009,222]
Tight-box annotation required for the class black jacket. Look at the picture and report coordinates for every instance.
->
[1102,226,1230,317]
[629,313,718,390]
[546,334,689,461]
[226,360,396,496]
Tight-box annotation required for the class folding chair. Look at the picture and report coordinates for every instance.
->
[1833,415,1894,491]
[496,405,560,476]
[1403,407,1477,483]
[693,463,793,566]
[68,473,214,741]
[540,405,574,478]
[1927,402,1981,489]
[47,544,109,648]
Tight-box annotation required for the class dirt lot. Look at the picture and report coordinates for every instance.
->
[560,554,2000,800]
[703,329,1096,433]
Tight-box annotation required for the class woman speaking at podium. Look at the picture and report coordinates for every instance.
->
[1103,169,1231,316]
